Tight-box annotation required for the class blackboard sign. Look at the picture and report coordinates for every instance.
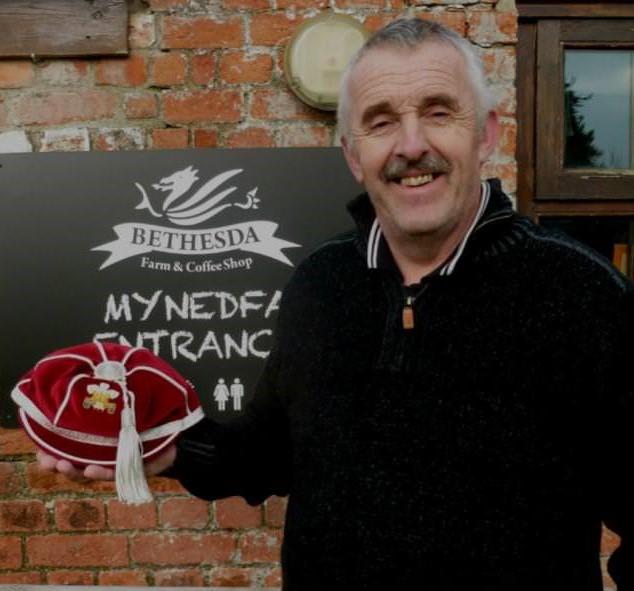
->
[0,148,361,426]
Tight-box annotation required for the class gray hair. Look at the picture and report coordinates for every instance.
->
[337,18,495,140]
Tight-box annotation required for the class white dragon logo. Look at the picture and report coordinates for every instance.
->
[135,166,260,227]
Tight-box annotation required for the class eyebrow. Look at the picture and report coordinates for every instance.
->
[360,101,393,128]
[422,93,460,112]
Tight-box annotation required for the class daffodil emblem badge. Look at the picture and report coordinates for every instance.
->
[92,165,300,270]
[83,382,120,414]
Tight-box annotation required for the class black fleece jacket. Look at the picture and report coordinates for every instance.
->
[172,179,634,591]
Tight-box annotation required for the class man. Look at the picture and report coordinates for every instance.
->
[39,18,633,590]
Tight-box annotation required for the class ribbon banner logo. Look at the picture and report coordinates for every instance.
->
[92,166,300,270]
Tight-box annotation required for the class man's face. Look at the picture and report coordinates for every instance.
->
[342,41,499,247]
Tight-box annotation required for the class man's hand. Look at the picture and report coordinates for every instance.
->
[36,445,177,482]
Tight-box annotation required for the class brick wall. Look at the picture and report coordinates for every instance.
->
[0,0,604,588]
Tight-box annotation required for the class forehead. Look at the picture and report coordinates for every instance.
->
[348,41,472,115]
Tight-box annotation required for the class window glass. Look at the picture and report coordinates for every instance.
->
[564,50,632,169]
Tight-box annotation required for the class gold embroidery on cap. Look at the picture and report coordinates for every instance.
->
[83,382,120,414]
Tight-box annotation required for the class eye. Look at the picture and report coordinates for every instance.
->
[370,118,391,129]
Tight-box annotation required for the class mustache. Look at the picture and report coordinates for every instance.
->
[382,154,452,182]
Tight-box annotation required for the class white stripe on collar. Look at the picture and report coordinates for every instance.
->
[367,218,381,269]
[366,180,490,274]
[439,180,490,276]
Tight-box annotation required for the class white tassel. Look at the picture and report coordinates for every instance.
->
[115,405,153,504]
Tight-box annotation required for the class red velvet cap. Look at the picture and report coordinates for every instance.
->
[12,341,204,468]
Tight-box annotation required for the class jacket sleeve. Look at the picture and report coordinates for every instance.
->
[169,339,292,506]
[604,285,634,589]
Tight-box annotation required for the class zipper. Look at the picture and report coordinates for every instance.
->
[402,295,415,330]
[401,284,428,330]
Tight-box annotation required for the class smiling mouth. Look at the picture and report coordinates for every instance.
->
[397,173,440,187]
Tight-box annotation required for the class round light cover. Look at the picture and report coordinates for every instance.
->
[284,14,369,111]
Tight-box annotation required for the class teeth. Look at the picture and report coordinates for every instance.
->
[401,174,433,187]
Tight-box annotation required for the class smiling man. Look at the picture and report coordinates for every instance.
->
[38,18,634,591]
[340,29,499,284]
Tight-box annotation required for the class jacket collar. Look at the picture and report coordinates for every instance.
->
[347,178,514,277]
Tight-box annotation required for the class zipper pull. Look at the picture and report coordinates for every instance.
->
[402,295,415,330]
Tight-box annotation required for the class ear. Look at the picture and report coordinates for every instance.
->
[341,136,364,184]
[478,110,500,164]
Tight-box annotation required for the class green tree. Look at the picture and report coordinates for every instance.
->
[564,78,603,167]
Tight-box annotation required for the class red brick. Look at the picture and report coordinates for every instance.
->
[55,499,105,531]
[481,160,517,194]
[419,10,467,36]
[467,10,518,46]
[490,83,515,118]
[27,534,128,567]
[162,16,243,49]
[215,497,261,529]
[131,532,236,565]
[238,530,283,563]
[129,13,156,49]
[497,118,516,159]
[154,568,204,586]
[193,129,219,147]
[99,569,148,586]
[107,499,158,529]
[250,14,304,47]
[1,427,35,455]
[152,127,189,149]
[96,55,147,86]
[209,566,253,587]
[26,462,115,494]
[263,567,282,587]
[0,60,34,88]
[226,127,274,148]
[149,0,188,8]
[277,0,326,7]
[222,0,268,8]
[125,92,159,118]
[0,537,22,569]
[0,572,42,584]
[151,52,187,86]
[251,89,329,121]
[278,124,332,147]
[190,52,216,85]
[39,60,89,85]
[480,46,516,82]
[363,14,394,33]
[14,91,117,127]
[149,474,187,494]
[164,89,242,123]
[264,496,286,528]
[335,0,384,7]
[0,462,22,494]
[94,127,145,151]
[0,500,48,532]
[47,570,95,585]
[160,497,210,529]
[220,52,273,84]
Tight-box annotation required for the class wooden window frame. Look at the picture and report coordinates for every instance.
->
[536,19,634,201]
[517,2,634,218]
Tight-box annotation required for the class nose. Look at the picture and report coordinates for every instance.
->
[394,115,429,162]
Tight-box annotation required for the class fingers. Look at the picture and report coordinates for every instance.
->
[36,449,112,481]
[35,446,176,482]
[36,449,58,471]
[84,464,115,480]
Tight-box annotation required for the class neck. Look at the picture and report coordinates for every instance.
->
[383,191,483,286]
